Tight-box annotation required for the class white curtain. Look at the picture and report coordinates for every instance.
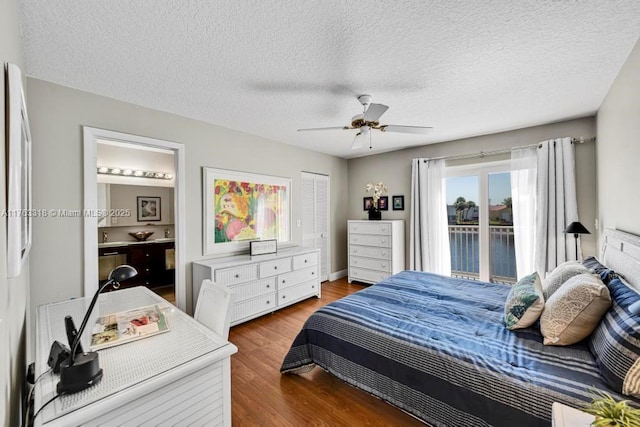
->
[510,146,538,279]
[535,137,578,276]
[410,158,451,275]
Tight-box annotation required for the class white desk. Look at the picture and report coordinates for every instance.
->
[34,287,237,426]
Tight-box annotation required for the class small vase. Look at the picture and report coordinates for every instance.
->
[368,208,381,220]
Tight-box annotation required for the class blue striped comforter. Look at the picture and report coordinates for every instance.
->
[281,270,635,426]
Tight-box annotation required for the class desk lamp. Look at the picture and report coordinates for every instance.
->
[57,265,137,393]
[564,222,590,261]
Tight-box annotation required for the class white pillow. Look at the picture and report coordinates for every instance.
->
[540,273,611,346]
[542,260,589,299]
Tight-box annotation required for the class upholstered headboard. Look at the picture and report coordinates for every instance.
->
[601,228,640,292]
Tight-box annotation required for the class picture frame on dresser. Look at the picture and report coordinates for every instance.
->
[363,197,373,210]
[5,63,33,278]
[392,195,404,210]
[202,167,292,255]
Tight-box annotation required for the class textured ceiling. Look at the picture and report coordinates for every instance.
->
[19,1,640,159]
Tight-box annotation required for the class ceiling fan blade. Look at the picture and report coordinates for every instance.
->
[380,125,433,135]
[297,126,349,132]
[363,103,389,122]
[351,132,365,149]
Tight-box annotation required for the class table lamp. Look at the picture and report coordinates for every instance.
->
[56,265,137,393]
[564,221,591,261]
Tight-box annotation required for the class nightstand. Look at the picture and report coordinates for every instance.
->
[552,402,595,427]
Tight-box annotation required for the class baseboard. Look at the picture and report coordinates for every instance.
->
[328,269,348,281]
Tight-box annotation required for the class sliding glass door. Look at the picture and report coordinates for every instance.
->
[446,161,516,283]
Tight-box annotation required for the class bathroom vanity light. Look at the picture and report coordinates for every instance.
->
[97,166,173,180]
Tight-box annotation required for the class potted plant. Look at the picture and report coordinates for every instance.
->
[365,181,387,220]
[582,389,640,427]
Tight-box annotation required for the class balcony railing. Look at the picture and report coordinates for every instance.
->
[448,225,517,284]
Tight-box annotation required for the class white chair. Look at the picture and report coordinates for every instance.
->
[194,280,235,340]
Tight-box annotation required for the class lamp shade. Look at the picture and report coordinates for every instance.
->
[564,221,591,235]
[108,265,138,283]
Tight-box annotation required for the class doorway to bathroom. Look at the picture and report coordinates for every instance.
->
[83,127,186,311]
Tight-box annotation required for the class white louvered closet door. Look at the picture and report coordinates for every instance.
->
[302,172,330,282]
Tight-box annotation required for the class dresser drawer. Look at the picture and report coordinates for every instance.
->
[229,277,276,302]
[350,256,391,272]
[349,233,392,247]
[278,266,317,290]
[349,268,390,284]
[259,258,292,278]
[278,280,318,304]
[293,252,318,270]
[349,245,391,260]
[215,264,258,286]
[232,292,276,322]
[348,222,391,235]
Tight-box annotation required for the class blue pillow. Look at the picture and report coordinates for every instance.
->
[582,256,618,284]
[588,277,640,396]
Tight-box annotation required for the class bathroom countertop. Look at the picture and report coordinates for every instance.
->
[98,237,175,248]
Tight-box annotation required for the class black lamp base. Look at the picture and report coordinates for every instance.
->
[57,352,103,394]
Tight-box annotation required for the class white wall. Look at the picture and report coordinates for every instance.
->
[597,37,640,239]
[1,0,29,424]
[347,117,598,265]
[26,78,349,320]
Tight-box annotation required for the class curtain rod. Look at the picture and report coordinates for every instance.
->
[424,136,596,162]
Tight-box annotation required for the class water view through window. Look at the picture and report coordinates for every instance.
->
[446,172,516,283]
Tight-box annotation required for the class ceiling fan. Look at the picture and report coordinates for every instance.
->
[297,94,433,149]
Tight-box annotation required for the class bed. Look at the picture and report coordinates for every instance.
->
[281,228,640,426]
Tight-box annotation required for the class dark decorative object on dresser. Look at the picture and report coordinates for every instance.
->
[368,207,381,220]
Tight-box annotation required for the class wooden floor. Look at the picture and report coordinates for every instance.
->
[228,278,425,426]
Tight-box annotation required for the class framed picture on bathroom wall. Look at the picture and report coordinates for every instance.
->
[137,196,161,221]
[202,167,292,255]
[6,64,33,278]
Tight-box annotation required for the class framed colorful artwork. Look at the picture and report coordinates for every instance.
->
[392,195,405,210]
[6,64,33,278]
[202,168,292,255]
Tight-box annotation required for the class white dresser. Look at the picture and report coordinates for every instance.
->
[193,246,321,326]
[348,220,405,285]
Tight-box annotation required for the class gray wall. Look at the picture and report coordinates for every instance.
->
[26,78,349,319]
[347,117,598,265]
[1,0,29,424]
[597,37,640,239]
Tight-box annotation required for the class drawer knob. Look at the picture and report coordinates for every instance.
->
[304,260,308,263]
[266,300,270,304]
[282,280,286,284]
[274,266,278,270]
[282,295,286,299]
[382,251,387,256]
[311,271,315,275]
[381,239,387,243]
[146,253,150,257]
[353,260,358,264]
[235,274,239,278]
[312,285,315,289]
[266,284,270,288]
[145,268,150,272]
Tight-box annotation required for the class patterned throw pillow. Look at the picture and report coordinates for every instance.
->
[542,260,589,299]
[582,256,619,284]
[540,273,611,346]
[589,277,640,396]
[504,272,544,330]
